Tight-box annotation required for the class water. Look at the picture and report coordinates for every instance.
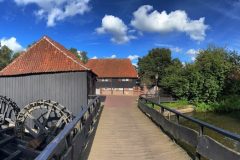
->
[180,111,240,153]
[187,111,240,135]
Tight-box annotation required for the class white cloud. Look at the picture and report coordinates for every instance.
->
[191,57,196,61]
[186,49,199,62]
[131,5,208,41]
[128,54,139,61]
[154,43,173,48]
[0,37,23,52]
[106,54,116,58]
[96,15,136,44]
[14,0,91,27]
[132,62,137,67]
[187,49,199,55]
[154,43,182,53]
[109,54,116,58]
[171,47,182,53]
[91,56,97,59]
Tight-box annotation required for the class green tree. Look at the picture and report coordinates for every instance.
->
[79,51,88,64]
[69,48,89,63]
[161,59,189,98]
[12,52,21,61]
[195,46,232,102]
[138,48,172,85]
[0,45,13,70]
[160,46,232,103]
[184,64,204,102]
[223,51,240,95]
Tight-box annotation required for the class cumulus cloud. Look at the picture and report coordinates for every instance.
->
[0,37,23,52]
[186,49,199,62]
[128,54,139,61]
[96,15,136,44]
[131,5,208,41]
[14,0,91,27]
[109,54,116,58]
[191,57,196,61]
[91,56,97,59]
[187,49,199,55]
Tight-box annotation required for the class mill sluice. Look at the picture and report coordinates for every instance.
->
[0,96,73,160]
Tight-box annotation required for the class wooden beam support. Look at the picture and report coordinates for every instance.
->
[0,136,15,146]
[4,150,21,160]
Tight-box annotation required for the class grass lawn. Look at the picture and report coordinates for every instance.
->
[147,100,192,110]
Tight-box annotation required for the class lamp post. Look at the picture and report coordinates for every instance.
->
[155,73,158,95]
[155,66,160,103]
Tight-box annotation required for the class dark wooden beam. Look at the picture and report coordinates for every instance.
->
[4,150,21,160]
[0,136,15,146]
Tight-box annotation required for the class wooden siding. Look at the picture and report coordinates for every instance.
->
[0,72,89,116]
[96,78,137,88]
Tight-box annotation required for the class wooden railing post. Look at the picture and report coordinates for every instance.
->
[160,107,164,114]
[176,114,180,124]
[139,95,240,160]
[195,125,204,160]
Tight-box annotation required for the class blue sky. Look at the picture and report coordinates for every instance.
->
[1,0,240,65]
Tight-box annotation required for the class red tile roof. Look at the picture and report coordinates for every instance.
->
[86,59,138,78]
[0,36,90,76]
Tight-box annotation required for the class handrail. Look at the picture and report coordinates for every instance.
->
[35,95,100,160]
[139,95,240,142]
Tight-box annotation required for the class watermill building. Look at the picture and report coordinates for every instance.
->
[0,36,96,115]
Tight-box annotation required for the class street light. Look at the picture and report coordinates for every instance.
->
[155,73,158,95]
[155,66,160,103]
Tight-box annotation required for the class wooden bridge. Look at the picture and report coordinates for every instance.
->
[37,95,240,160]
[88,95,190,160]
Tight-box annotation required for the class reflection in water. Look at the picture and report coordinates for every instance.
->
[186,111,240,134]
[180,111,240,153]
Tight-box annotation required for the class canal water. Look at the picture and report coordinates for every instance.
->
[180,111,240,154]
[187,111,240,135]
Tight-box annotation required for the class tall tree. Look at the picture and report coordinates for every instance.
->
[195,46,232,102]
[138,48,172,85]
[161,59,189,98]
[79,51,88,64]
[69,48,89,63]
[223,51,240,95]
[12,52,21,61]
[0,45,13,70]
[160,46,233,102]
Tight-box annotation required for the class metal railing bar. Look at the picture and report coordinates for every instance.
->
[35,95,99,160]
[139,95,240,142]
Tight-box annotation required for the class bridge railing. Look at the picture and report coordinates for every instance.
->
[35,95,101,160]
[139,95,240,160]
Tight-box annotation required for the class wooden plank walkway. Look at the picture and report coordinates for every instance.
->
[88,95,190,160]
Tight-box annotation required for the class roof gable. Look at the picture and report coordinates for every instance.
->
[0,36,89,76]
[86,59,138,78]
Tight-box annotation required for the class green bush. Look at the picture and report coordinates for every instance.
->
[194,102,217,112]
[195,95,240,112]
[217,95,240,112]
[161,99,190,109]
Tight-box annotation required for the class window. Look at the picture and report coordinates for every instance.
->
[99,78,112,82]
[119,78,131,82]
[103,88,111,90]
